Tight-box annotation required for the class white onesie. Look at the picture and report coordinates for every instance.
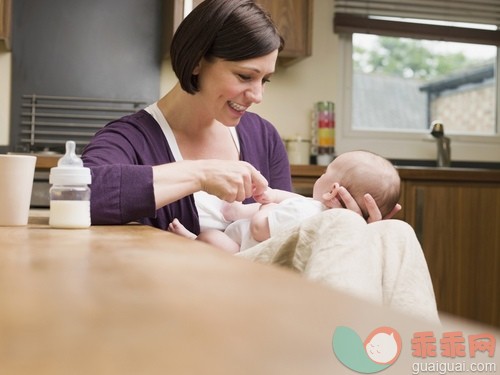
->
[225,197,327,251]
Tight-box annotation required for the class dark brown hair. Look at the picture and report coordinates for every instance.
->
[170,0,284,94]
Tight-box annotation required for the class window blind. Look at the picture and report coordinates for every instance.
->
[334,0,500,46]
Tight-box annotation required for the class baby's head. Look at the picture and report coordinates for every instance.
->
[313,150,400,219]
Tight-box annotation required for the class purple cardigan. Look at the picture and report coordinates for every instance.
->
[81,110,292,234]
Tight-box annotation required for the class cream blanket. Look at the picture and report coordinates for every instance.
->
[237,208,440,323]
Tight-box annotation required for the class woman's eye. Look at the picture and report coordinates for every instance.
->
[238,74,251,81]
[237,74,270,84]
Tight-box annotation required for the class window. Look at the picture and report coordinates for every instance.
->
[334,0,500,163]
[352,34,496,134]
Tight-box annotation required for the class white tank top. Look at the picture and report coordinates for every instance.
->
[145,103,240,231]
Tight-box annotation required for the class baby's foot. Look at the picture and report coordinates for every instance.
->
[168,218,197,240]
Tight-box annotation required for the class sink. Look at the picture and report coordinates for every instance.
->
[390,159,500,170]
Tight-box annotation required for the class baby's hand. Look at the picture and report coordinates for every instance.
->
[253,187,276,205]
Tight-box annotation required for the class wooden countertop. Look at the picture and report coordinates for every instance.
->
[35,154,61,169]
[1,212,498,374]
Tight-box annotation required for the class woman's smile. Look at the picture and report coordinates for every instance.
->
[228,101,248,112]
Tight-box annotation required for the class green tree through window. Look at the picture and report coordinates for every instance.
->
[353,36,489,81]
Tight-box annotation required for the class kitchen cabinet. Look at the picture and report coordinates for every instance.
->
[257,0,313,65]
[0,0,11,50]
[162,0,183,59]
[401,168,500,329]
[162,0,203,59]
[162,0,313,64]
[290,164,500,328]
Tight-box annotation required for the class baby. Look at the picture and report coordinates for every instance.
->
[169,150,401,253]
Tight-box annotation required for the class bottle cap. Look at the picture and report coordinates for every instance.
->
[49,141,91,185]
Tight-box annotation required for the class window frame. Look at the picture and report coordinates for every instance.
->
[335,32,500,163]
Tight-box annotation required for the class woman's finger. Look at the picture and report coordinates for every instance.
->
[337,186,362,216]
[364,193,382,223]
[249,168,268,196]
[383,203,402,220]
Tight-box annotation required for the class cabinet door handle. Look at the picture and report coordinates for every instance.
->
[415,187,424,242]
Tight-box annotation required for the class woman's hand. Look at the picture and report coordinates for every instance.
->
[199,160,268,202]
[153,160,268,209]
[336,186,402,223]
[363,193,402,222]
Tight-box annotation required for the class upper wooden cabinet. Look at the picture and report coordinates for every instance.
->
[162,0,184,59]
[0,0,11,50]
[162,0,313,64]
[162,0,204,59]
[257,0,313,65]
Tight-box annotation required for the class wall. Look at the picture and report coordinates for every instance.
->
[160,0,338,142]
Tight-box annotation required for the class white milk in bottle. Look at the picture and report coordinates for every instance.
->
[49,141,91,229]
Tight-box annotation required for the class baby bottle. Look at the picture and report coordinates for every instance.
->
[49,140,91,228]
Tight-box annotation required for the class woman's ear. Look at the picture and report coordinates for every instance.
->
[192,62,201,75]
[192,57,204,75]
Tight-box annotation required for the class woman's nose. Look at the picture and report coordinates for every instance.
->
[246,83,264,104]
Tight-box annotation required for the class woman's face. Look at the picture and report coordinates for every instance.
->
[194,50,278,126]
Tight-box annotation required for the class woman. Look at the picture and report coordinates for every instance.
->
[82,0,438,321]
[83,0,285,233]
[82,0,395,233]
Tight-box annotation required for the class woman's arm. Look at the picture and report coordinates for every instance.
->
[153,159,268,209]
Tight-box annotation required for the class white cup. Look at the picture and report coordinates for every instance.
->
[0,154,37,226]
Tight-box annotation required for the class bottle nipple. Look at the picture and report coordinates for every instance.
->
[58,140,83,168]
[49,140,91,186]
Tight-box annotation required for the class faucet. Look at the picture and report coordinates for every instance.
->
[430,121,451,167]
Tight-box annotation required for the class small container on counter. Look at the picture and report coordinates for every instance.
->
[285,136,311,165]
[49,140,91,229]
[317,147,335,166]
